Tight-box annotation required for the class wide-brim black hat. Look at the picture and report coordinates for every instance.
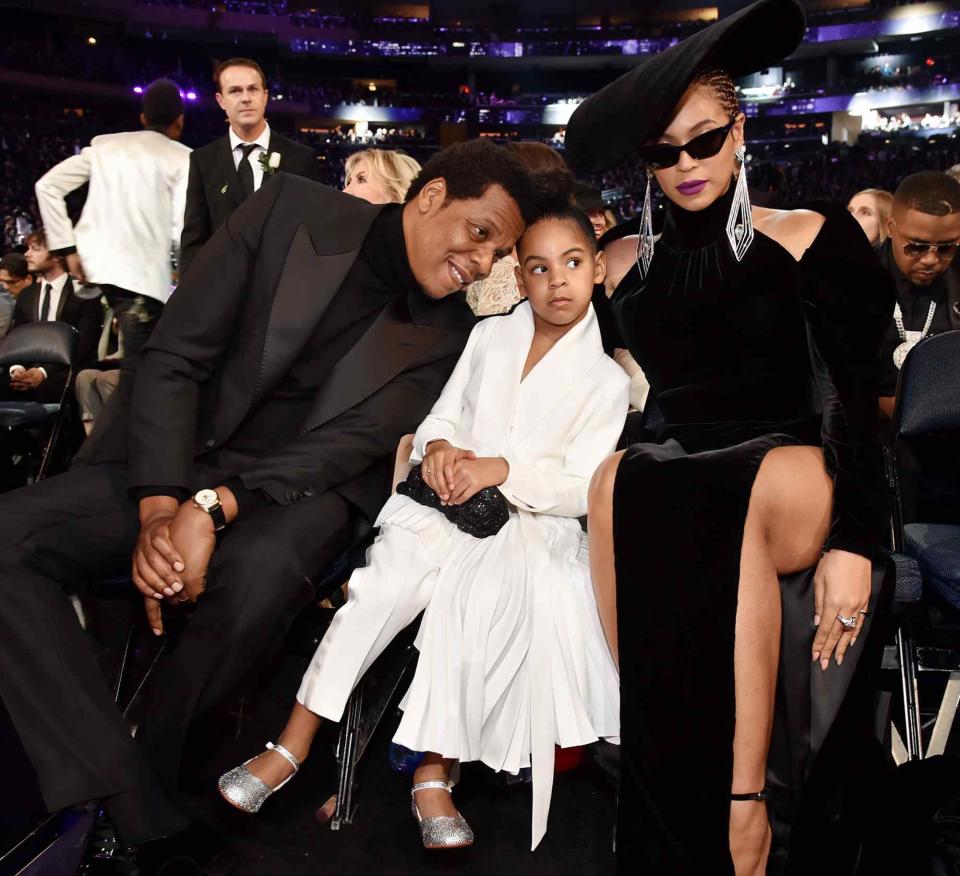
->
[565,0,806,175]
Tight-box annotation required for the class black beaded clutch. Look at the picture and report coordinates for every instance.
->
[396,465,510,539]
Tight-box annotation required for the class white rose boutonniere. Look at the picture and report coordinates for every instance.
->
[259,151,282,176]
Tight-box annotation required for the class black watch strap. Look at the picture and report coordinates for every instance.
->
[208,503,227,532]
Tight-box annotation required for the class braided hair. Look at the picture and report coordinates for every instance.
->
[691,68,741,121]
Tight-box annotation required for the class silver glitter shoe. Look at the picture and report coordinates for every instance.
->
[410,780,474,849]
[217,741,300,814]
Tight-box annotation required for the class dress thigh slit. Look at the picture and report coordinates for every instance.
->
[612,434,886,874]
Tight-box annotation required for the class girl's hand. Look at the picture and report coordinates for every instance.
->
[422,440,476,502]
[447,457,509,505]
[811,548,872,671]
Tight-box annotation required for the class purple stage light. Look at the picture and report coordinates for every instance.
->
[186,91,197,101]
[133,86,143,94]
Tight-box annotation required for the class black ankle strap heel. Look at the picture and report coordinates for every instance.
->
[730,790,769,802]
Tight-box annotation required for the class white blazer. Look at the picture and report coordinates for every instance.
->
[35,130,192,304]
[412,300,630,518]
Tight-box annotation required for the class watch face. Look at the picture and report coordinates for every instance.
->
[195,489,219,509]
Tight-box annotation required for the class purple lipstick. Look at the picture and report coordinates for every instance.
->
[676,179,708,196]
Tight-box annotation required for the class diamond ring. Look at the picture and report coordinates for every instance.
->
[836,613,857,630]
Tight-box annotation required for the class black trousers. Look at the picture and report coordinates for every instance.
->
[0,460,351,844]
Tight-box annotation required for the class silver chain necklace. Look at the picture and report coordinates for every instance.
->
[892,300,936,369]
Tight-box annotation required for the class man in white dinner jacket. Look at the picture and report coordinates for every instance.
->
[34,79,191,417]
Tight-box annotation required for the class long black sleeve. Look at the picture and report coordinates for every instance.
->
[799,206,895,558]
[235,350,462,504]
[128,173,286,493]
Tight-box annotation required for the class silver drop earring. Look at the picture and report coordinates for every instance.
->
[725,145,754,262]
[636,168,655,279]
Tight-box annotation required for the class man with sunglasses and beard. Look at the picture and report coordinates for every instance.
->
[877,171,960,421]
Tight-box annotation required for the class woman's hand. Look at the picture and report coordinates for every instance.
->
[446,457,509,505]
[812,548,872,671]
[421,440,476,502]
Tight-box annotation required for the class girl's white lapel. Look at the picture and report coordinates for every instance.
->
[470,300,605,453]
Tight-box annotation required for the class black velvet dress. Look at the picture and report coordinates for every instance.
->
[611,186,895,873]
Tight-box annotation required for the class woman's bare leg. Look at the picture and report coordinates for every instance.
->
[243,702,323,788]
[412,753,459,818]
[730,446,832,875]
[587,450,626,668]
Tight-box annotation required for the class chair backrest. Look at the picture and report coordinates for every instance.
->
[0,321,78,369]
[894,330,960,439]
[892,330,960,525]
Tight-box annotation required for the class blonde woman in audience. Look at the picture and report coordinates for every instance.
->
[343,148,421,204]
[847,188,893,247]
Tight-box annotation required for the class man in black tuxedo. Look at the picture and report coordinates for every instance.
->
[179,57,320,277]
[2,230,101,402]
[0,139,534,870]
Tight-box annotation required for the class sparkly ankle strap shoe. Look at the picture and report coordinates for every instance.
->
[410,781,474,849]
[218,741,301,814]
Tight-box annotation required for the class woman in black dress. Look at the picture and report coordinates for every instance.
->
[566,1,895,872]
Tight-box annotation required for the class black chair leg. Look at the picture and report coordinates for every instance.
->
[331,687,364,830]
[897,622,923,760]
[321,642,418,830]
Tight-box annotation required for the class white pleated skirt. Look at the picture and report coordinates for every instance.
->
[297,494,620,848]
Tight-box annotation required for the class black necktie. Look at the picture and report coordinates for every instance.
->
[238,143,258,198]
[39,283,52,321]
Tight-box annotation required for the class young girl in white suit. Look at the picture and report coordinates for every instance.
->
[218,177,630,851]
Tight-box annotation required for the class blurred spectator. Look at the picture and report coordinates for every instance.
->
[0,253,34,341]
[343,149,421,204]
[35,79,191,423]
[877,171,960,420]
[75,307,122,436]
[948,164,960,185]
[603,209,618,234]
[179,58,320,276]
[1,230,102,403]
[573,180,607,240]
[847,188,893,247]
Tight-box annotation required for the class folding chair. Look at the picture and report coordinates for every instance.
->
[0,321,78,481]
[886,329,960,762]
[318,435,420,829]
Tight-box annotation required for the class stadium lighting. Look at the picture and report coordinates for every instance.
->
[186,91,197,101]
[133,86,143,94]
[87,36,97,45]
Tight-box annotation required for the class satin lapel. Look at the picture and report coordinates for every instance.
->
[55,278,73,320]
[469,303,531,453]
[254,224,361,404]
[512,305,603,444]
[303,298,447,433]
[216,136,243,208]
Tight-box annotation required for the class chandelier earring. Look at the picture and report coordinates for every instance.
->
[636,168,655,279]
[725,144,754,261]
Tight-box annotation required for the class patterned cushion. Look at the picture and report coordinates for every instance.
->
[904,522,960,612]
[887,550,923,605]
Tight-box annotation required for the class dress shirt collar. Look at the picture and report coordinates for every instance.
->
[229,121,271,154]
[39,272,69,320]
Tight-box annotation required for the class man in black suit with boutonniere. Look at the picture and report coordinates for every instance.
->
[179,57,320,277]
[0,139,537,873]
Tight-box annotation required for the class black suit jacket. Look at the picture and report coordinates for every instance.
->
[108,173,474,523]
[11,278,102,399]
[179,130,321,277]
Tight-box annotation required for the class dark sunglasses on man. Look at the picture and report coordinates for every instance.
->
[636,120,735,170]
[899,239,960,259]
